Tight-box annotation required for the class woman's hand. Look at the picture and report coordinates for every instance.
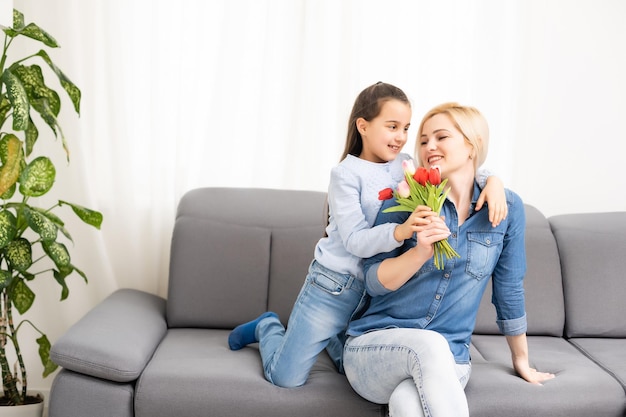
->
[475,176,508,227]
[506,334,556,385]
[381,207,447,291]
[513,358,556,386]
[411,213,451,262]
[394,205,435,241]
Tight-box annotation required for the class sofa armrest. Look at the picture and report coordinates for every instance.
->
[51,288,167,383]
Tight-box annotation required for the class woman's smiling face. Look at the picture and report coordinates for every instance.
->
[418,113,474,177]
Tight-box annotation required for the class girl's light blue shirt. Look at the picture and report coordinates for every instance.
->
[314,153,411,280]
[347,184,528,364]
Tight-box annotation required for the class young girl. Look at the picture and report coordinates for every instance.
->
[343,102,554,416]
[228,83,507,388]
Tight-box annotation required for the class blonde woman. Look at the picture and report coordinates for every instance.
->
[342,103,555,416]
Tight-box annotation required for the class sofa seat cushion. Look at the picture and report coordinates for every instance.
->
[467,335,625,417]
[569,338,626,392]
[134,329,381,417]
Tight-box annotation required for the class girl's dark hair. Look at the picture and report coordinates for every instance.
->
[340,82,410,161]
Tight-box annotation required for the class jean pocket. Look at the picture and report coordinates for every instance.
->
[310,270,349,295]
[465,231,504,280]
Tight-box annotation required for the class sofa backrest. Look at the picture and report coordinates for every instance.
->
[166,187,327,329]
[549,211,626,338]
[473,204,565,336]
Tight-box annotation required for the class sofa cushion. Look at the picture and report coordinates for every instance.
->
[167,217,271,328]
[267,225,324,320]
[568,338,626,391]
[50,288,167,382]
[474,205,565,336]
[549,211,626,338]
[167,187,326,328]
[467,335,625,417]
[134,329,381,417]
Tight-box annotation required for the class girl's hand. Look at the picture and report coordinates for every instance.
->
[476,176,508,227]
[394,205,436,241]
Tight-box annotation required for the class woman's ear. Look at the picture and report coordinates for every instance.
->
[356,117,368,135]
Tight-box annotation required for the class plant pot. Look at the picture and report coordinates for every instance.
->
[0,392,44,417]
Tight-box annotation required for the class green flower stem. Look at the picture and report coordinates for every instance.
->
[384,171,461,270]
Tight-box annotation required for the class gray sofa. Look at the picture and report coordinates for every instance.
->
[48,187,626,417]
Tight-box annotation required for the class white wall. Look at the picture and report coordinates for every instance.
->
[513,1,626,216]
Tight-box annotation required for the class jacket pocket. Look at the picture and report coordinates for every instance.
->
[465,231,504,280]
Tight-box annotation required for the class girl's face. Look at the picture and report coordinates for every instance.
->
[357,99,411,163]
[418,113,474,178]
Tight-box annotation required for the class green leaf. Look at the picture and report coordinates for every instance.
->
[0,96,12,128]
[23,115,39,156]
[0,134,24,196]
[37,335,58,378]
[19,23,59,47]
[12,64,61,120]
[11,277,35,314]
[72,264,87,283]
[30,206,65,227]
[42,240,70,268]
[12,9,25,31]
[53,266,71,300]
[0,270,13,290]
[59,200,103,229]
[1,69,29,131]
[0,182,15,199]
[25,206,58,241]
[0,209,17,248]
[382,205,415,214]
[31,207,73,242]
[35,50,81,114]
[4,238,32,272]
[2,12,59,48]
[19,156,55,197]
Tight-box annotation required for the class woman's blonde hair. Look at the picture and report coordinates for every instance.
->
[415,102,489,170]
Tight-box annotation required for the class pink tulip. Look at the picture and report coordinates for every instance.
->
[402,159,416,175]
[397,180,411,198]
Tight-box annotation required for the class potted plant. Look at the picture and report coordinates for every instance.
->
[0,8,102,413]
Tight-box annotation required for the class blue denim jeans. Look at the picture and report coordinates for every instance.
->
[343,328,471,417]
[257,260,367,387]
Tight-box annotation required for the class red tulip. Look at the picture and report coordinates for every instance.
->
[428,167,441,185]
[414,167,429,186]
[378,187,394,200]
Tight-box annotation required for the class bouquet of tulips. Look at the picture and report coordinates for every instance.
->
[378,160,460,269]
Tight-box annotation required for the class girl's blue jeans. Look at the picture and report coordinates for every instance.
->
[256,260,367,388]
[343,328,471,417]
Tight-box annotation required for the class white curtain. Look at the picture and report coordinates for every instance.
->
[10,0,626,395]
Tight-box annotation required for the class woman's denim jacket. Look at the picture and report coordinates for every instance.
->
[347,183,528,364]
